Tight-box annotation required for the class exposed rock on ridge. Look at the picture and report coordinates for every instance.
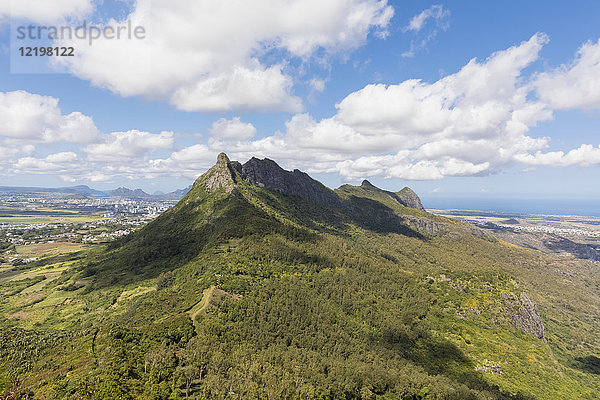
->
[501,292,545,339]
[358,180,425,211]
[196,153,425,211]
[396,187,425,211]
[196,152,238,193]
[513,293,545,339]
[240,157,340,206]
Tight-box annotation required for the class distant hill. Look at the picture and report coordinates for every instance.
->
[157,185,192,200]
[0,184,191,200]
[109,187,152,199]
[0,184,105,196]
[1,153,598,399]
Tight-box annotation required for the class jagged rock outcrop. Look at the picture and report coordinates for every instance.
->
[196,154,341,206]
[355,180,425,211]
[396,187,425,211]
[197,153,238,193]
[514,293,545,339]
[475,361,502,375]
[240,157,340,205]
[501,292,545,339]
[403,216,447,235]
[195,154,433,221]
[360,180,377,189]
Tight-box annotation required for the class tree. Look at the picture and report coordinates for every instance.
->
[176,335,211,398]
[176,364,199,399]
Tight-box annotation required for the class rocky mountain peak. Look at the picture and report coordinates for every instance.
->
[195,154,340,205]
[196,154,427,211]
[195,153,238,193]
[240,156,340,206]
[396,187,425,211]
[345,180,425,211]
[361,180,376,188]
[216,152,230,164]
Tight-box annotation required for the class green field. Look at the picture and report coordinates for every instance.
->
[15,243,91,258]
[0,205,105,224]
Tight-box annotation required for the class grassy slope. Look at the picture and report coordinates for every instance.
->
[0,176,599,399]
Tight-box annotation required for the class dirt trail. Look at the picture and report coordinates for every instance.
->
[188,286,216,323]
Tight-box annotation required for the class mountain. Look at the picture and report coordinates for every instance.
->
[396,186,425,211]
[108,186,193,200]
[0,184,105,196]
[1,153,599,399]
[156,185,192,200]
[60,185,107,196]
[236,155,341,206]
[0,184,191,200]
[109,187,153,199]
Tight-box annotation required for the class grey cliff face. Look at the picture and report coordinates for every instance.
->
[396,187,425,211]
[501,292,545,339]
[197,152,237,193]
[240,157,341,206]
[513,293,545,339]
[197,154,340,206]
[198,154,427,213]
[403,216,446,235]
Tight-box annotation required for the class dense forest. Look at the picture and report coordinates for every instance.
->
[1,155,599,399]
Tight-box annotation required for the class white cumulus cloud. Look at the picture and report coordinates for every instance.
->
[148,144,216,179]
[515,144,600,167]
[4,34,600,185]
[534,38,600,110]
[54,0,394,113]
[225,34,552,179]
[0,0,93,24]
[15,152,79,174]
[0,90,99,144]
[211,33,600,180]
[83,130,174,162]
[208,117,257,141]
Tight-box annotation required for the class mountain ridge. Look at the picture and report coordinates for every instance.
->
[0,153,424,207]
[196,152,424,211]
[0,184,192,200]
[1,153,599,399]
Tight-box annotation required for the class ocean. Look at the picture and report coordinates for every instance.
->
[422,198,599,217]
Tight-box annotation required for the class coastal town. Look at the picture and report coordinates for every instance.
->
[432,208,600,261]
[500,223,600,238]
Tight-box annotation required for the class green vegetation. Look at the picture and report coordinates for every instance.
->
[0,163,599,399]
[0,205,105,224]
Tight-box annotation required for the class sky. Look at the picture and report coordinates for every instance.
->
[0,0,599,205]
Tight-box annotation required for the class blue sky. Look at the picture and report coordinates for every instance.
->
[0,0,599,203]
